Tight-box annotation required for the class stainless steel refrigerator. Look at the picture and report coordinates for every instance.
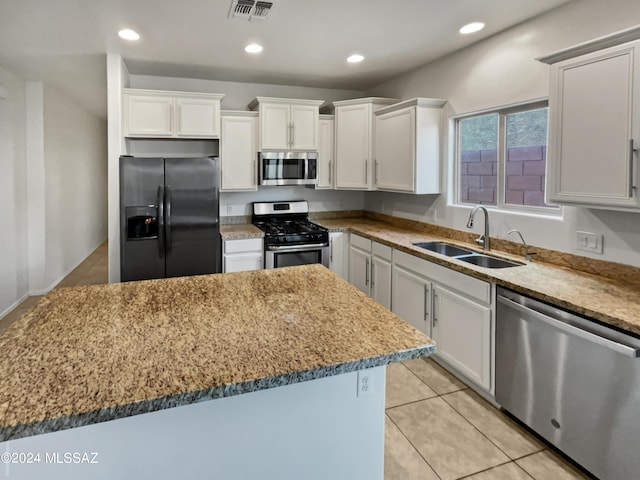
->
[119,156,221,282]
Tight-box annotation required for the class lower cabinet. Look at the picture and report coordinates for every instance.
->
[432,285,492,392]
[329,232,348,280]
[222,238,263,273]
[392,249,495,395]
[391,264,432,335]
[348,234,392,308]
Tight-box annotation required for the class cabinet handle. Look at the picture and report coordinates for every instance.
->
[423,285,429,321]
[365,258,370,286]
[328,160,332,184]
[291,123,295,147]
[371,262,375,288]
[330,239,334,262]
[433,291,438,327]
[365,159,368,183]
[630,139,637,193]
[374,158,378,185]
[253,158,257,186]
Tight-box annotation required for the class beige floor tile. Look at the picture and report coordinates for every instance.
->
[388,397,509,480]
[402,357,466,395]
[384,416,440,480]
[516,451,591,480]
[386,363,437,408]
[464,462,533,480]
[442,389,544,459]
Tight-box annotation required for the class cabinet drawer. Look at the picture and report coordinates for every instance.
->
[350,234,372,252]
[394,249,490,304]
[372,242,392,261]
[223,238,263,254]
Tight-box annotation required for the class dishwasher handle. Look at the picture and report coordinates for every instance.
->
[498,295,640,358]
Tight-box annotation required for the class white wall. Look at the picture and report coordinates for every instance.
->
[128,75,364,111]
[42,84,107,289]
[0,67,29,317]
[366,0,640,267]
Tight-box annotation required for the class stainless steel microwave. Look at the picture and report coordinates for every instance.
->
[259,152,318,186]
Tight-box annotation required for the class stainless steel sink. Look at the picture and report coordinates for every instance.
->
[456,254,524,269]
[413,241,524,268]
[413,241,474,257]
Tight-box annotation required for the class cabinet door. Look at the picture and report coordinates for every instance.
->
[349,246,370,295]
[317,118,334,189]
[371,255,392,309]
[220,115,258,191]
[335,104,371,189]
[223,253,263,273]
[391,265,431,336]
[375,107,415,192]
[176,97,221,137]
[548,41,640,208]
[125,94,173,137]
[260,103,290,150]
[433,285,492,391]
[329,232,347,279]
[291,104,319,150]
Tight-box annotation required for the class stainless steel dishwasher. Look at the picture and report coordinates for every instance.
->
[496,287,640,480]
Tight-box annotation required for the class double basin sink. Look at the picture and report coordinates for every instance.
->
[413,241,524,269]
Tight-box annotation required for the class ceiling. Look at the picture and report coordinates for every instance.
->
[0,0,572,118]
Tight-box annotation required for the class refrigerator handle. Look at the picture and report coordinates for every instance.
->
[157,185,165,258]
[165,185,172,253]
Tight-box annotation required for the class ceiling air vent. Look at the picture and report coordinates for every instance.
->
[229,0,274,20]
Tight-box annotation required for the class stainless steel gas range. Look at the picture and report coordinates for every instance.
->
[252,201,329,269]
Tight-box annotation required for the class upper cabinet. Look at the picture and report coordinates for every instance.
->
[123,89,225,139]
[248,97,324,150]
[220,111,258,192]
[333,97,398,190]
[539,26,640,210]
[374,98,445,194]
[316,114,335,189]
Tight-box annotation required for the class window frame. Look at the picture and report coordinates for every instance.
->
[453,99,561,216]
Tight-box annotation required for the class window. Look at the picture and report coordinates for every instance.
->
[456,102,557,212]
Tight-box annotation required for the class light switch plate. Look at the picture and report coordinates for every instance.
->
[576,231,603,254]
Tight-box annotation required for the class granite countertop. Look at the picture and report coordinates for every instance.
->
[0,265,434,442]
[315,218,640,336]
[220,223,264,240]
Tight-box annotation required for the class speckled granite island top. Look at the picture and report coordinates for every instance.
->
[0,265,434,442]
[316,217,640,337]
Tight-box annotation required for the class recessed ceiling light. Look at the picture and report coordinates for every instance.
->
[245,43,263,54]
[347,54,364,63]
[118,29,140,41]
[459,22,485,34]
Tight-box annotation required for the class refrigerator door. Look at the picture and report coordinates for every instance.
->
[164,157,220,278]
[120,156,166,281]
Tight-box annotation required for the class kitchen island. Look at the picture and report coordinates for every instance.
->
[0,264,434,479]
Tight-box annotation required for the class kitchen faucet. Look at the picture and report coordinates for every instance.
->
[507,229,535,261]
[466,206,490,251]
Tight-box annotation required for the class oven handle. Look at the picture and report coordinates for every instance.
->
[267,243,329,251]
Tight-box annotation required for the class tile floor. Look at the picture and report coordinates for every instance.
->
[1,242,595,479]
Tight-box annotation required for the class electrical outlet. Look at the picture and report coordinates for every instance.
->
[576,231,603,254]
[357,370,374,397]
[226,204,245,216]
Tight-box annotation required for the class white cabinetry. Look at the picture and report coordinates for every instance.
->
[249,97,323,150]
[348,234,392,308]
[123,89,224,138]
[220,111,258,192]
[329,231,348,280]
[317,115,335,189]
[374,98,445,194]
[539,28,640,210]
[222,238,263,273]
[392,249,494,394]
[333,98,398,190]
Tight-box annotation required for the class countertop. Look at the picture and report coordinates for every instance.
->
[220,223,264,240]
[315,217,640,337]
[0,265,434,442]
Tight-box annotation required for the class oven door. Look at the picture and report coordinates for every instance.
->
[265,243,329,269]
